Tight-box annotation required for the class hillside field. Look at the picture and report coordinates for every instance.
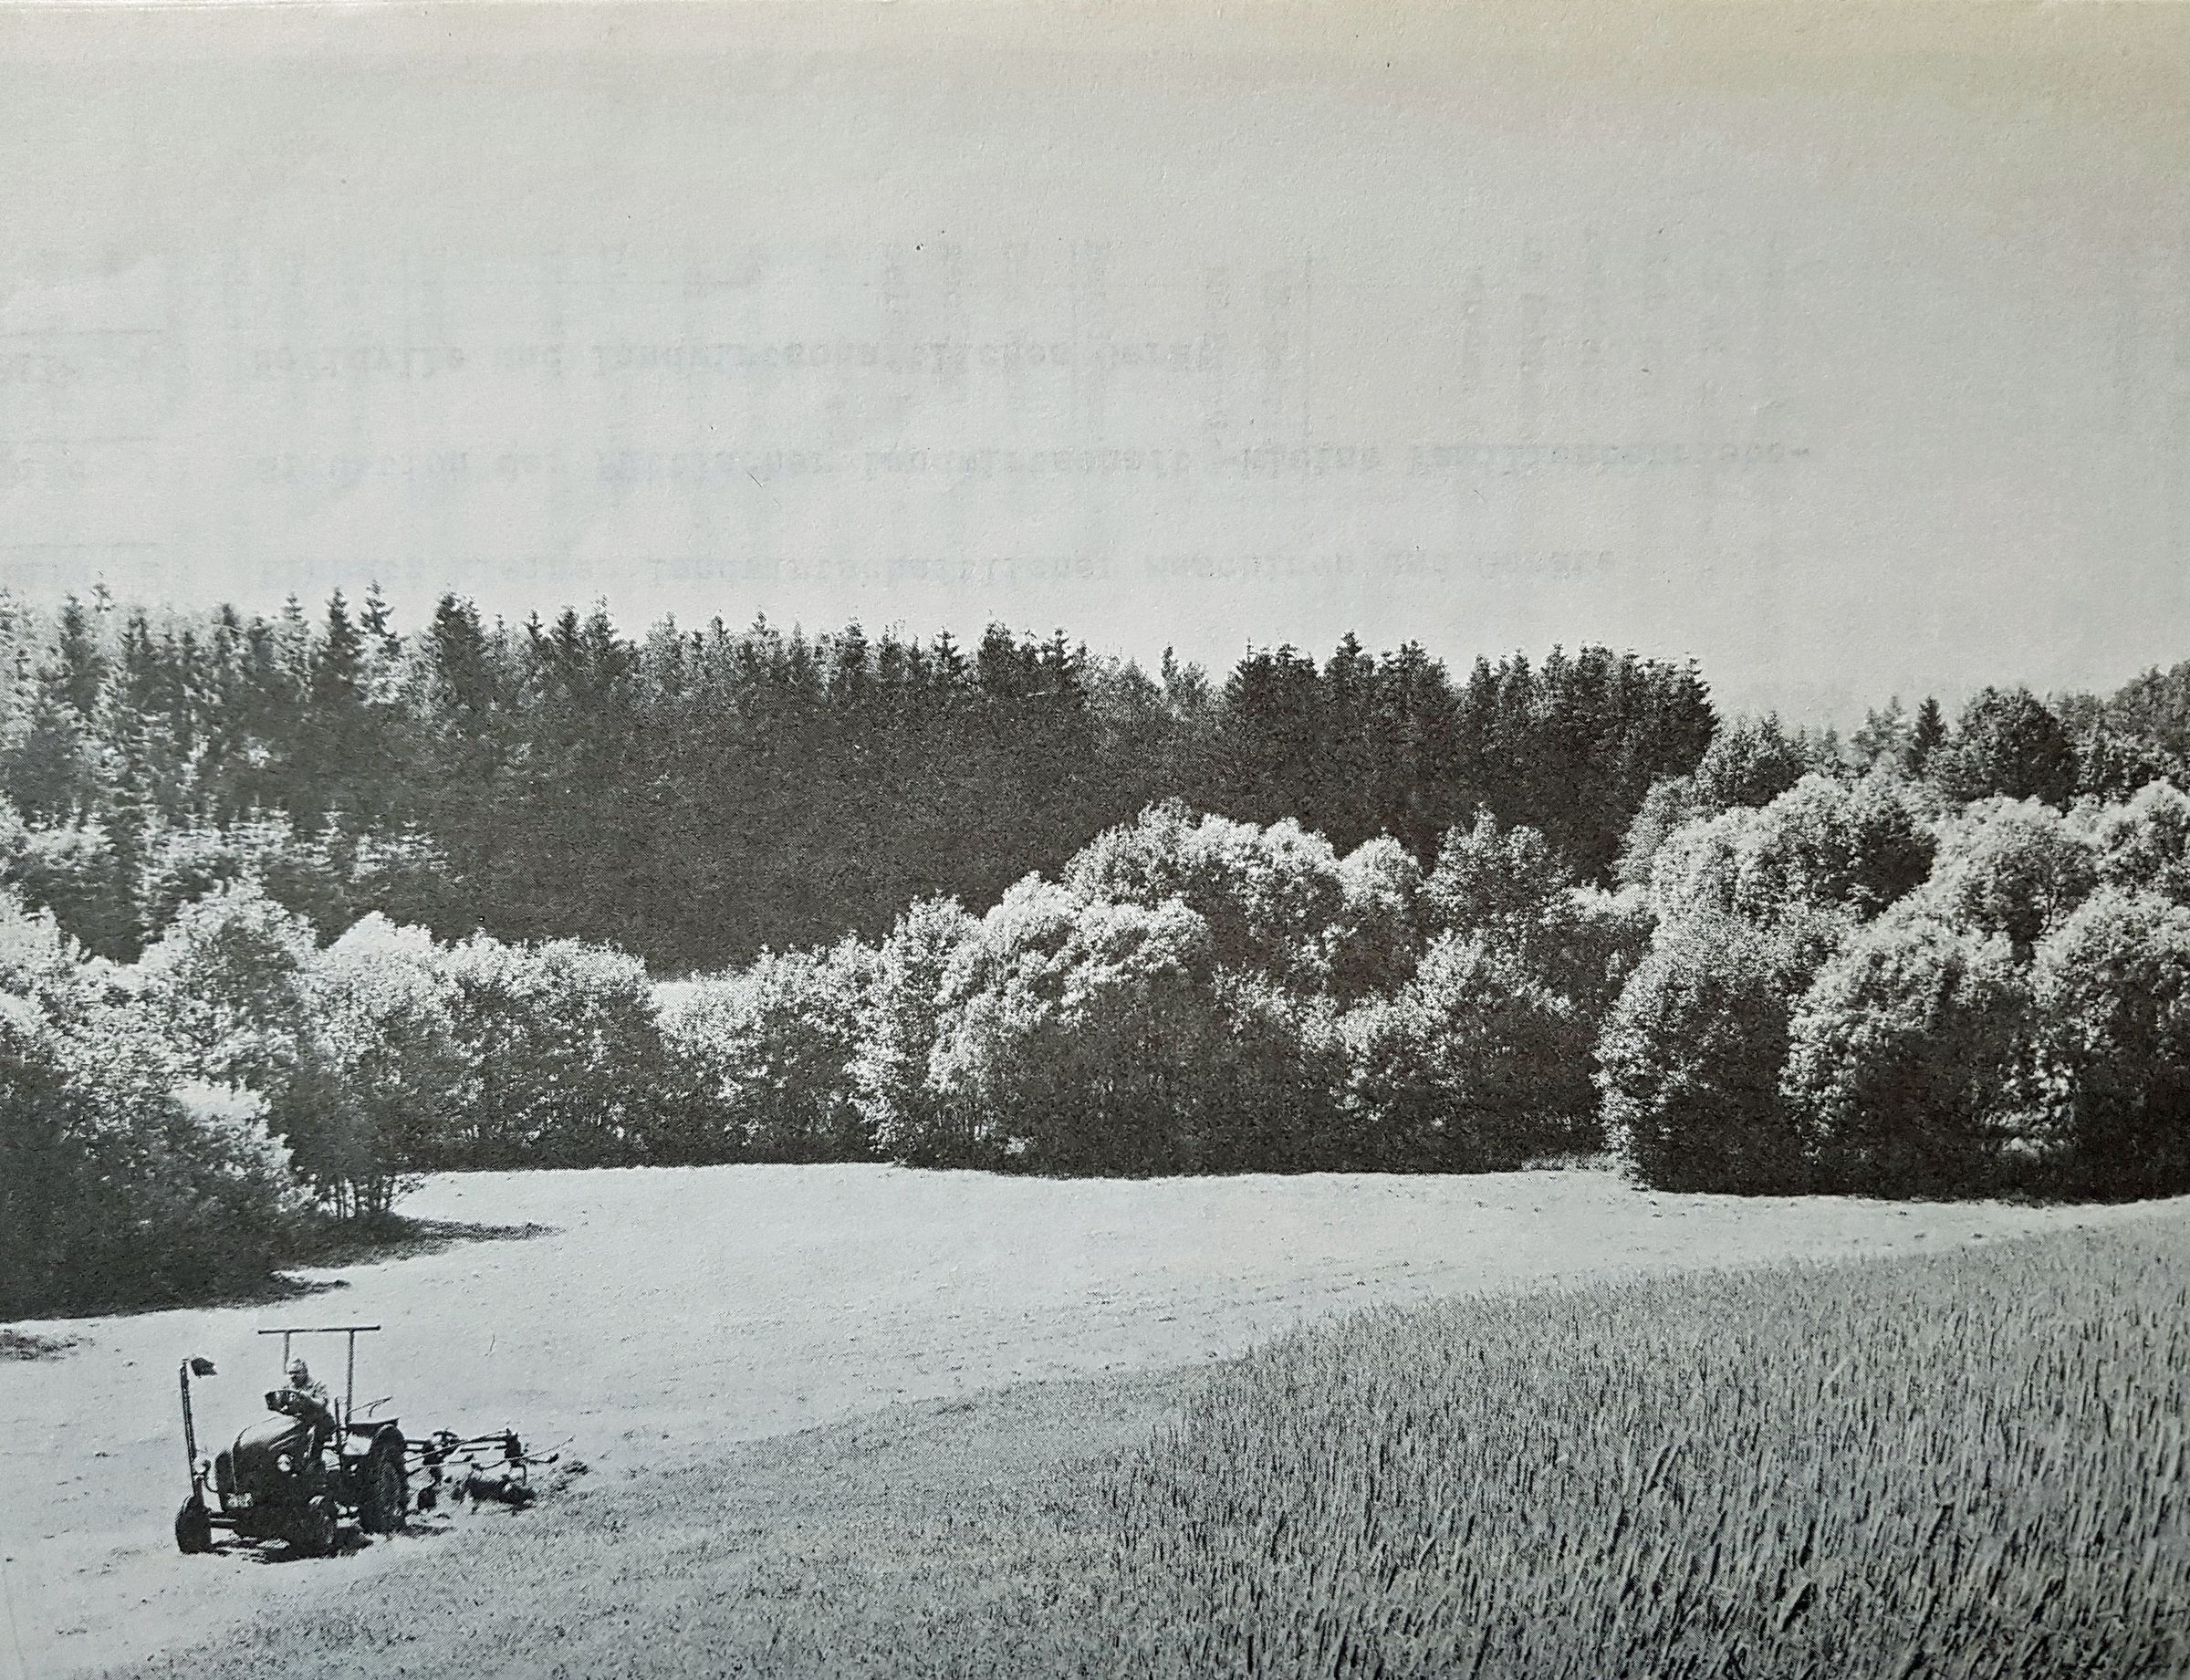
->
[1,1164,2174,1678]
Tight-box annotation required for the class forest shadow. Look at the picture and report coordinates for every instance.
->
[0,1328,81,1362]
[8,1218,556,1327]
[290,1215,558,1270]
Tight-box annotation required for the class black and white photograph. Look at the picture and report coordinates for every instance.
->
[4,3,2190,1675]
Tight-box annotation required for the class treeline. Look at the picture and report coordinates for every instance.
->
[4,798,1638,1316]
[0,589,1715,968]
[655,720,2190,1196]
[14,757,2190,1313]
[12,582,2190,1318]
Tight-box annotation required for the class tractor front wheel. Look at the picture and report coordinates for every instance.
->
[359,1439,408,1535]
[289,1501,338,1558]
[174,1497,214,1555]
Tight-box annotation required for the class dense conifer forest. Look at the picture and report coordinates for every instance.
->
[0,588,1719,967]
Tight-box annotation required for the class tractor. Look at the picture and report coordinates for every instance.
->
[173,1324,409,1557]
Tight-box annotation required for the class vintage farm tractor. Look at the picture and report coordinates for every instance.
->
[174,1323,567,1556]
[174,1324,408,1556]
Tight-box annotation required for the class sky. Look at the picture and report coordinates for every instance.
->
[2,2,2188,721]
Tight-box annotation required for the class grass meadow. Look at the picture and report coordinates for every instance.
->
[107,1213,2190,1680]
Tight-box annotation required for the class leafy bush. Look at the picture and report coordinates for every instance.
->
[437,933,672,1168]
[1756,772,1937,916]
[1911,797,2097,957]
[1598,909,1834,1193]
[853,897,980,1165]
[1346,932,1591,1169]
[2030,887,2190,1197]
[1420,811,1575,944]
[1197,971,1352,1171]
[1930,685,2078,808]
[1648,773,1933,928]
[1423,809,1651,1030]
[1555,883,1658,1020]
[928,882,1224,1174]
[1646,805,1769,923]
[1782,911,2028,1195]
[1059,801,1350,993]
[1610,711,1834,887]
[137,877,317,1100]
[1326,834,1424,999]
[1609,777,2190,1202]
[661,938,881,1163]
[2084,777,2190,906]
[890,808,1633,1177]
[877,807,1438,1176]
[287,914,465,1217]
[0,894,302,1316]
[916,869,1353,1174]
[1338,819,1644,1170]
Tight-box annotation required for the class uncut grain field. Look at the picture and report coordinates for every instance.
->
[1096,1222,2190,1679]
[1,1164,2174,1680]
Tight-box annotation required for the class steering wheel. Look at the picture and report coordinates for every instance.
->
[266,1388,333,1427]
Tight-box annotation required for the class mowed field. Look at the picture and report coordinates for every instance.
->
[1,1163,2175,1679]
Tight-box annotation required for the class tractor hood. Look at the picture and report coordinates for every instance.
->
[230,1414,311,1480]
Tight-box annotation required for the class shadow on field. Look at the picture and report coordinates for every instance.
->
[228,1215,558,1307]
[16,1218,558,1326]
[292,1215,558,1270]
[232,1523,450,1567]
[0,1328,80,1362]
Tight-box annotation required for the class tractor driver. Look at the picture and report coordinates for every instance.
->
[286,1358,337,1446]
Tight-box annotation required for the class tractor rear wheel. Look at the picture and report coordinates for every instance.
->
[174,1497,214,1555]
[359,1438,408,1535]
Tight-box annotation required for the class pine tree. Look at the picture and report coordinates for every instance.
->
[311,590,365,723]
[1317,633,1378,850]
[1908,695,1947,777]
[51,595,106,718]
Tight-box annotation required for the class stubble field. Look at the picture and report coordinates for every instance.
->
[1,1163,2174,1679]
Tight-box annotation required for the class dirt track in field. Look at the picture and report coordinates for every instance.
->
[2,1163,2165,1679]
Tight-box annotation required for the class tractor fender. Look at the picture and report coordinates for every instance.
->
[339,1419,402,1459]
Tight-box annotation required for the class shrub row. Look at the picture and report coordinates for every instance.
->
[1603,775,2190,1197]
[0,884,668,1315]
[662,803,1648,1176]
[2,800,1648,1313]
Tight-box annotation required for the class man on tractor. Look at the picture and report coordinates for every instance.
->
[286,1358,337,1448]
[286,1358,328,1407]
[175,1325,417,1557]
